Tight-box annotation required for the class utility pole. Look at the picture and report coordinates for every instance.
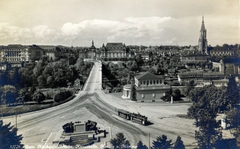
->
[15,112,17,129]
[1,105,3,118]
[15,105,18,129]
[149,133,150,149]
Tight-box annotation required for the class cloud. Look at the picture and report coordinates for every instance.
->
[61,22,82,36]
[1,15,237,46]
[33,25,55,39]
[0,17,175,46]
[106,16,172,42]
[0,23,59,43]
[125,16,172,23]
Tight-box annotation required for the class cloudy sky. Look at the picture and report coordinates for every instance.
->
[0,0,239,47]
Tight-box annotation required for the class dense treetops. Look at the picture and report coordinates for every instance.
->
[0,120,24,149]
[0,55,93,105]
[187,75,240,148]
[109,133,185,149]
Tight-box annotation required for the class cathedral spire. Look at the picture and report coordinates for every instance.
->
[198,16,208,54]
[90,39,96,49]
[201,16,206,31]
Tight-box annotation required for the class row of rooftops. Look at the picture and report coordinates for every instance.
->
[133,71,229,88]
[0,44,75,53]
[178,71,225,77]
[1,44,240,59]
[135,69,226,80]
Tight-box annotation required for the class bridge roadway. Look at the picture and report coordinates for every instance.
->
[2,61,197,148]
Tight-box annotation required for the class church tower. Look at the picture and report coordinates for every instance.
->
[90,39,96,50]
[92,40,94,47]
[198,16,208,54]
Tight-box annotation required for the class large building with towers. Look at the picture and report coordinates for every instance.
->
[95,43,134,61]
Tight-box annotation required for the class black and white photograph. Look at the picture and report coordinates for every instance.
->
[0,0,239,149]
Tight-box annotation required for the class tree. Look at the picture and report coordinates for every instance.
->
[226,107,240,146]
[0,85,17,105]
[75,57,85,71]
[135,54,144,66]
[194,106,222,149]
[5,91,18,105]
[127,72,133,84]
[185,80,194,96]
[0,120,24,149]
[110,132,131,149]
[235,127,240,147]
[148,68,157,74]
[172,89,181,100]
[161,88,173,102]
[126,61,133,70]
[137,141,148,149]
[224,76,240,110]
[32,91,45,104]
[54,90,73,102]
[226,108,240,130]
[10,68,21,88]
[151,135,173,149]
[46,76,54,87]
[131,60,139,71]
[17,88,30,104]
[37,75,46,88]
[187,85,223,119]
[130,78,136,101]
[173,136,185,149]
[187,85,223,148]
[43,64,54,75]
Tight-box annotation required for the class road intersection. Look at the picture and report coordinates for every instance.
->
[2,61,197,148]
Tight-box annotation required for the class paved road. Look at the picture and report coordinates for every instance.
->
[2,61,197,148]
[2,61,149,147]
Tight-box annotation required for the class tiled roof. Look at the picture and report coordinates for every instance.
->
[179,71,225,79]
[106,43,125,48]
[106,43,123,47]
[38,45,56,50]
[135,72,164,80]
[212,79,228,83]
[7,44,23,47]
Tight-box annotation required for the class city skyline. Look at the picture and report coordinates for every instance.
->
[0,0,239,47]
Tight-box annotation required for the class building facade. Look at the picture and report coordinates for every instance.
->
[135,72,170,102]
[177,71,227,87]
[198,16,208,54]
[0,44,28,62]
[210,49,235,56]
[0,44,44,63]
[39,45,57,61]
[122,72,170,102]
[122,84,132,99]
[96,43,134,61]
[180,54,210,64]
